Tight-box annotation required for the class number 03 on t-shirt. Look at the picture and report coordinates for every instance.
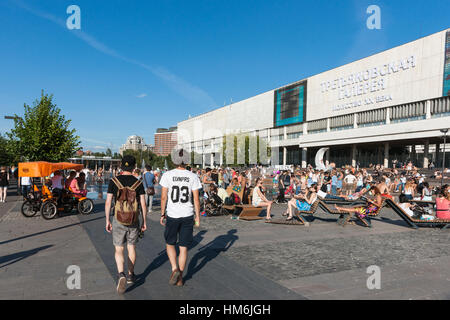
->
[159,169,202,218]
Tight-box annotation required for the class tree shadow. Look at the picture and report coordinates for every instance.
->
[0,245,53,269]
[184,229,238,283]
[125,230,208,292]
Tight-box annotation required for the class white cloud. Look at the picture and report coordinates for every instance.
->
[12,0,217,110]
[136,93,147,98]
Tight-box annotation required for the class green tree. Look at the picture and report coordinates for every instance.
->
[122,149,174,170]
[0,134,14,166]
[7,91,80,162]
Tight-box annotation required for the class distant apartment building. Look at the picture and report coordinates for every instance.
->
[119,135,152,156]
[154,127,177,156]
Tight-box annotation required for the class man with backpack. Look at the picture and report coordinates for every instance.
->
[105,155,147,294]
[159,149,201,287]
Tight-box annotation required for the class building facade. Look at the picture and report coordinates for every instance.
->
[154,127,178,156]
[119,135,152,156]
[177,29,450,168]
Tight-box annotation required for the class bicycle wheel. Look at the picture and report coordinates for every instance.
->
[21,200,38,217]
[78,199,94,215]
[41,201,58,220]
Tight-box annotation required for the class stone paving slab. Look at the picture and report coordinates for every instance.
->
[0,199,120,300]
[279,255,450,299]
[1,194,449,300]
[78,209,305,300]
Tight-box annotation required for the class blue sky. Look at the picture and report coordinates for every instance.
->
[0,0,449,152]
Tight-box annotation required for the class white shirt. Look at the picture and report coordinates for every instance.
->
[21,177,32,186]
[399,203,414,217]
[252,187,263,206]
[51,175,63,189]
[160,168,202,218]
[344,174,356,184]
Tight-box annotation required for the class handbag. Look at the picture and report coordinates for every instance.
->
[146,187,155,196]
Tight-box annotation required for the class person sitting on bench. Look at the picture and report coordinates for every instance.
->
[252,178,273,221]
[285,184,318,221]
[398,194,435,221]
[436,186,450,220]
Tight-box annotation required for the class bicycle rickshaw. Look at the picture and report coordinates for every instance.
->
[19,161,94,219]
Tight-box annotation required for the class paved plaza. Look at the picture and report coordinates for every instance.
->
[0,184,449,300]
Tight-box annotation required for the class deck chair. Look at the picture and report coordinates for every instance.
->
[318,200,353,226]
[221,185,245,214]
[319,195,367,206]
[224,185,263,221]
[384,199,450,229]
[295,200,320,224]
[318,200,378,228]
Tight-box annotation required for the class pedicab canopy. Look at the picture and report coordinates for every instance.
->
[18,161,84,178]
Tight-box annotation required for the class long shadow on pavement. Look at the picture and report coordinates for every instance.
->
[125,230,208,293]
[184,229,238,283]
[0,245,53,268]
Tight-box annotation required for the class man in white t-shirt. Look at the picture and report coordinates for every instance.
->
[160,149,201,287]
[343,173,356,195]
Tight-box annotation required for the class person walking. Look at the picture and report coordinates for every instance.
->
[20,175,32,198]
[223,169,231,189]
[105,155,147,294]
[159,149,201,287]
[0,167,9,203]
[143,165,156,213]
[276,171,286,203]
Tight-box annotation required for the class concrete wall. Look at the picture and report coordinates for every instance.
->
[178,90,274,144]
[177,29,449,149]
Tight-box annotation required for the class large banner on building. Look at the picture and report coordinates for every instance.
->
[444,31,450,97]
[273,81,307,127]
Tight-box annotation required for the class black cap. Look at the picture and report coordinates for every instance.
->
[121,155,136,172]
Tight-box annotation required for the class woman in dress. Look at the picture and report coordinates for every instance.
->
[252,178,273,220]
[0,166,9,203]
[285,184,318,221]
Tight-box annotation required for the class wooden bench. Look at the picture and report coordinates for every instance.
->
[223,186,263,221]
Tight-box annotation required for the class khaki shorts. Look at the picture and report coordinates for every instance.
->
[112,217,139,247]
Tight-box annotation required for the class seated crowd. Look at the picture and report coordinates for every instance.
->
[188,163,450,222]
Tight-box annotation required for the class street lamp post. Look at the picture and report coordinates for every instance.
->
[440,129,449,186]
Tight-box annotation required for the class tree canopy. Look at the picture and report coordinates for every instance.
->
[0,134,14,166]
[7,91,80,162]
[122,149,175,170]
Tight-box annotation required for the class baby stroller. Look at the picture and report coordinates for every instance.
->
[203,189,226,216]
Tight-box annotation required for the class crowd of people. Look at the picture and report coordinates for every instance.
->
[1,160,450,222]
[183,163,450,222]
